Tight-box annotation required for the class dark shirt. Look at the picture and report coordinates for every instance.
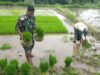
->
[16,15,36,34]
[74,27,82,41]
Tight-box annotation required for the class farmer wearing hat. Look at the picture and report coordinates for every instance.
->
[16,5,36,65]
[73,21,88,58]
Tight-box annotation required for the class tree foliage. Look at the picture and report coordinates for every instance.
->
[0,0,99,4]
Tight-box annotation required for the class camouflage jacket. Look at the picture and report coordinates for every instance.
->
[16,15,36,34]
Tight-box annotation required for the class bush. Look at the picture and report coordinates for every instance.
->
[0,43,12,50]
[20,62,32,75]
[64,57,73,67]
[49,54,57,68]
[22,32,32,43]
[39,61,49,73]
[0,59,7,70]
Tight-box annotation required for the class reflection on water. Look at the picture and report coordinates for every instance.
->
[72,8,100,27]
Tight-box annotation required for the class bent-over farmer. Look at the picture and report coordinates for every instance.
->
[73,21,88,58]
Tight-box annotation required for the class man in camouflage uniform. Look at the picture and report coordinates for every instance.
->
[16,5,36,65]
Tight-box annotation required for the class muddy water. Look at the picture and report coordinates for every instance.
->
[72,8,100,27]
[0,35,73,66]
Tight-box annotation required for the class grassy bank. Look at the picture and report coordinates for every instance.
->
[0,16,67,34]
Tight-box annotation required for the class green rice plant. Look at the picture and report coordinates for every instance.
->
[67,68,77,75]
[64,57,73,68]
[5,63,17,75]
[34,16,67,33]
[36,27,45,38]
[0,43,12,50]
[9,59,19,69]
[22,32,33,47]
[82,40,92,49]
[0,59,7,70]
[0,16,67,34]
[39,61,49,75]
[49,54,57,68]
[35,27,45,41]
[22,32,32,43]
[20,62,32,75]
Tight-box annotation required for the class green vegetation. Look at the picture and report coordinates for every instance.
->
[82,40,92,49]
[0,43,12,50]
[0,1,100,8]
[49,54,57,68]
[36,16,67,33]
[96,73,100,75]
[32,67,41,75]
[0,56,99,75]
[22,32,32,43]
[20,63,32,75]
[0,59,7,70]
[63,67,78,75]
[9,60,19,69]
[64,57,73,67]
[5,63,17,75]
[39,61,49,74]
[35,27,45,41]
[0,16,67,34]
[0,0,100,8]
[63,57,78,75]
[1,0,98,4]
[22,32,33,47]
[0,2,30,6]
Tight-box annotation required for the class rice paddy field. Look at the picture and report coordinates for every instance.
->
[0,8,67,34]
[0,16,67,34]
